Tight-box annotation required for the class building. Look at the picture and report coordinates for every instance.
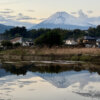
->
[65,39,78,46]
[10,37,23,44]
[83,36,96,44]
[22,40,34,46]
[96,38,100,48]
[10,37,34,46]
[83,36,96,48]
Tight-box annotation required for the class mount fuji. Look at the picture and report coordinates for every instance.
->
[32,11,99,30]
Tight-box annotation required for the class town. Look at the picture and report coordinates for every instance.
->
[0,33,100,49]
[0,25,100,49]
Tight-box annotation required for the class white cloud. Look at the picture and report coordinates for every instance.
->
[87,10,93,14]
[78,10,88,18]
[71,12,77,15]
[0,15,34,28]
[16,13,37,21]
[27,10,35,12]
[0,9,14,14]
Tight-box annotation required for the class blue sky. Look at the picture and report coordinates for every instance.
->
[0,0,100,27]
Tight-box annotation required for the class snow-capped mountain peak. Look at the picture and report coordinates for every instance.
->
[32,11,100,30]
[42,11,76,25]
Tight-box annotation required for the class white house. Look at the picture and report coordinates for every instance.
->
[22,41,34,46]
[10,37,34,46]
[10,37,23,44]
[96,39,100,48]
[65,39,78,46]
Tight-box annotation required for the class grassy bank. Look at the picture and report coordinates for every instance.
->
[0,47,100,63]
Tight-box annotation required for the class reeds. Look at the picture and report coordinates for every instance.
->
[1,47,100,56]
[32,47,100,55]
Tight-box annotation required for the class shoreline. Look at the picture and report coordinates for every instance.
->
[0,47,100,63]
[0,60,100,75]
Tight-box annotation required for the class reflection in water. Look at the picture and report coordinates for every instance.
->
[0,62,100,100]
[73,91,100,99]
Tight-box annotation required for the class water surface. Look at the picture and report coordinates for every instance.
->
[0,62,100,100]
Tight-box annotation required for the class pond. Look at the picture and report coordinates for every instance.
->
[0,61,100,100]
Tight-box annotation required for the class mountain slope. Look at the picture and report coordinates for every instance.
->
[40,12,90,26]
[32,23,89,30]
[0,24,13,33]
[35,71,100,89]
[32,11,97,30]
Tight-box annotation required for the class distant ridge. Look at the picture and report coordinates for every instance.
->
[0,24,13,33]
[32,23,90,30]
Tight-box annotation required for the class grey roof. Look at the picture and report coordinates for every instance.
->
[84,36,96,40]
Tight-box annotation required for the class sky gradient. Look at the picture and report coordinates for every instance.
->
[0,0,100,27]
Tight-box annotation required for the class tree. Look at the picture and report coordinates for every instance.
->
[88,27,96,37]
[14,43,21,48]
[1,40,13,49]
[95,25,100,36]
[34,31,63,47]
[3,26,27,38]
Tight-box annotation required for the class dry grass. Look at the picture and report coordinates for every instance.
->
[0,47,100,62]
[31,47,100,55]
[0,47,100,56]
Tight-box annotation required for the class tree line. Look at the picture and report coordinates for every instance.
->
[0,25,100,47]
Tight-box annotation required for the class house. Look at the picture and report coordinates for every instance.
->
[10,37,34,46]
[22,40,34,46]
[83,36,96,48]
[0,40,4,50]
[0,41,2,48]
[10,37,23,44]
[96,38,100,48]
[83,36,96,44]
[65,39,78,46]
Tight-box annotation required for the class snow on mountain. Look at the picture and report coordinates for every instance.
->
[42,12,76,25]
[41,11,90,26]
[35,71,100,88]
[32,11,100,30]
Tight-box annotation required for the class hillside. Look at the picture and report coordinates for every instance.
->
[0,24,13,33]
[32,11,97,30]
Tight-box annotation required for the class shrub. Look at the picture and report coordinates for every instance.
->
[14,43,21,48]
[1,40,13,49]
[34,31,63,47]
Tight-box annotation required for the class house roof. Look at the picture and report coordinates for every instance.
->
[10,37,33,43]
[84,36,96,40]
[97,39,100,42]
[10,37,22,42]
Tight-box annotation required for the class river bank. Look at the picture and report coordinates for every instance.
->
[0,47,100,63]
[0,60,100,75]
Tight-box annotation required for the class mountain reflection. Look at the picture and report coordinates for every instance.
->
[73,91,100,99]
[0,62,100,99]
